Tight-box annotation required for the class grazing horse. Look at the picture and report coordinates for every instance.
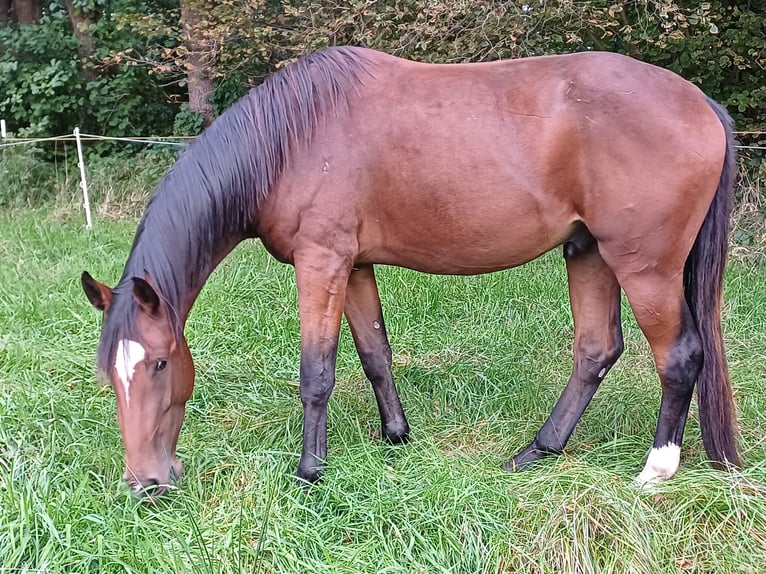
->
[81,46,740,496]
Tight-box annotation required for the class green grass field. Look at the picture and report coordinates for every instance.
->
[1,209,765,573]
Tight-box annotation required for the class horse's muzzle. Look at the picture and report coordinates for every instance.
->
[125,458,183,499]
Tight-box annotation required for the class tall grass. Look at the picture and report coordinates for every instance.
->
[1,208,765,573]
[0,144,175,216]
[731,156,766,261]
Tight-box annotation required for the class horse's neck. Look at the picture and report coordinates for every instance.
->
[125,206,246,326]
[181,237,242,315]
[124,107,262,323]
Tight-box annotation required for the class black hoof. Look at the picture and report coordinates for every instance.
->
[382,422,410,445]
[296,461,323,484]
[504,441,561,472]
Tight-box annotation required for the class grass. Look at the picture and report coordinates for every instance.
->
[0,145,175,216]
[1,209,766,573]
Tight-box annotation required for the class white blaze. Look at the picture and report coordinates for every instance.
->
[115,339,145,407]
[635,442,681,486]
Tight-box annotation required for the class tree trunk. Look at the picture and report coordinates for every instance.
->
[12,0,41,24]
[0,0,12,25]
[64,0,98,82]
[180,0,215,127]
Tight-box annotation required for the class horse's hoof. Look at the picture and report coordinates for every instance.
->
[296,462,323,484]
[382,423,410,445]
[504,441,561,472]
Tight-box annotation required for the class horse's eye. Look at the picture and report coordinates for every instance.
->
[155,359,168,372]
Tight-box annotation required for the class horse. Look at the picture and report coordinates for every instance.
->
[81,46,740,497]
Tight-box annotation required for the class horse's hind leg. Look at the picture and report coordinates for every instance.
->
[344,265,410,444]
[617,272,702,485]
[507,243,623,471]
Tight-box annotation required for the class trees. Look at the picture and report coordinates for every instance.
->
[0,0,44,25]
[12,0,42,24]
[62,0,97,82]
[0,1,175,139]
[0,1,762,140]
[0,0,11,25]
[279,1,764,137]
[180,0,215,126]
[109,0,279,131]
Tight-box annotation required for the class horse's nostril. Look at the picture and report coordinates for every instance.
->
[127,480,147,498]
[124,462,179,498]
[127,478,168,498]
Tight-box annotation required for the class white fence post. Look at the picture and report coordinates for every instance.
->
[73,127,93,229]
[1,120,6,162]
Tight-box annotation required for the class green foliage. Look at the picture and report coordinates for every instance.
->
[0,14,82,137]
[611,2,765,132]
[0,0,762,213]
[0,1,762,142]
[110,0,281,118]
[0,3,176,140]
[279,1,764,134]
[85,70,174,136]
[0,145,175,211]
[172,103,206,136]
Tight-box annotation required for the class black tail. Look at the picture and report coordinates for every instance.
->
[683,97,740,468]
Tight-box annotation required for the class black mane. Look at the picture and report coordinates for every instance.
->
[96,46,376,373]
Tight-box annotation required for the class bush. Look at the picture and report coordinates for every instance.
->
[0,9,176,142]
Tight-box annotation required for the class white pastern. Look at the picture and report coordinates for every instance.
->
[115,339,146,407]
[635,442,681,486]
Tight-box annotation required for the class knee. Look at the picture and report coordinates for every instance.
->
[575,336,624,380]
[300,383,335,408]
[300,358,336,407]
[607,335,625,365]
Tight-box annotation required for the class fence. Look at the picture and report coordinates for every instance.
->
[0,124,764,229]
[0,126,192,228]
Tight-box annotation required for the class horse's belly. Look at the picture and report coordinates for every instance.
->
[358,214,577,275]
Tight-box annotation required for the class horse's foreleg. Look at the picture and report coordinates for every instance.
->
[294,250,351,483]
[507,246,623,471]
[345,265,410,444]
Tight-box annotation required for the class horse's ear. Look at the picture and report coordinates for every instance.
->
[81,271,112,312]
[132,276,161,317]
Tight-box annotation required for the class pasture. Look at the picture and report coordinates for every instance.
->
[1,209,765,573]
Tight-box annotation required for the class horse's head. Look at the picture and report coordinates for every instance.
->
[81,271,194,497]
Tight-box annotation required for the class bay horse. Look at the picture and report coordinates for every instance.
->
[81,47,740,497]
